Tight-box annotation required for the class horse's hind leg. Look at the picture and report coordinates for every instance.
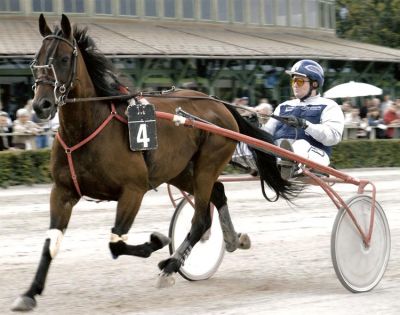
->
[109,189,170,260]
[12,185,79,312]
[157,181,213,287]
[157,179,250,287]
[211,181,251,252]
[166,179,251,253]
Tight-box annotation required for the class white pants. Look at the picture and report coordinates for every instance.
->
[233,142,252,157]
[276,139,330,166]
[232,142,257,170]
[233,138,330,169]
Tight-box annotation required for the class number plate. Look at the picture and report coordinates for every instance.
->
[127,103,158,151]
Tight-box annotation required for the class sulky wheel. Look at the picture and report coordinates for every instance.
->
[169,197,225,281]
[331,195,390,293]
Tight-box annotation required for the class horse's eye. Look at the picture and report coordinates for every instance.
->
[61,56,69,63]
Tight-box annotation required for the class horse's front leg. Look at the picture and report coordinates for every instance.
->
[11,185,79,312]
[108,189,170,260]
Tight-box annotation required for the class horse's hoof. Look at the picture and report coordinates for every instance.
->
[225,241,238,253]
[238,233,251,250]
[156,272,175,288]
[11,295,37,312]
[151,232,171,249]
[200,228,211,242]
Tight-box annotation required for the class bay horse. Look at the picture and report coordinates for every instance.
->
[12,14,296,311]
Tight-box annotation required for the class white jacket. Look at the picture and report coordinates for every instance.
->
[263,94,344,147]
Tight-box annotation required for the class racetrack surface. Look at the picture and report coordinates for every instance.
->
[1,168,399,315]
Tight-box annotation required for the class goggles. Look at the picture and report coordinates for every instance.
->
[291,77,310,87]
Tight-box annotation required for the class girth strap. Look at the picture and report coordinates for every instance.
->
[56,103,127,197]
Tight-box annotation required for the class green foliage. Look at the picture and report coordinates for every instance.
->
[0,152,14,188]
[331,139,400,168]
[336,0,400,48]
[30,149,52,183]
[0,141,399,188]
[0,149,52,188]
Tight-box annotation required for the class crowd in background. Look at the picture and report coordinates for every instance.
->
[0,99,59,151]
[1,94,400,152]
[339,95,400,139]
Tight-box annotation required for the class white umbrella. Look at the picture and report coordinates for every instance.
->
[323,81,382,99]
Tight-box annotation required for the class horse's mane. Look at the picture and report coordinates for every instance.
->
[71,26,123,97]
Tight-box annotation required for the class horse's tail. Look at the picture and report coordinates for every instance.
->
[225,105,300,202]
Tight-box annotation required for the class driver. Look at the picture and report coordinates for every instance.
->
[263,59,344,179]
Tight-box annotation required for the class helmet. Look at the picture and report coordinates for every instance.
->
[285,59,324,87]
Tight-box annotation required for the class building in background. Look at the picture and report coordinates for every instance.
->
[1,0,399,112]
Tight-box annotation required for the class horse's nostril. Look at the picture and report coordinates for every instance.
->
[42,100,52,109]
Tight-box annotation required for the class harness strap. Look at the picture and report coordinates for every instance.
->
[56,103,127,197]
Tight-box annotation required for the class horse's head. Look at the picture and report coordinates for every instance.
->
[31,14,78,120]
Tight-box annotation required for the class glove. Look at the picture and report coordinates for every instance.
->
[283,115,308,129]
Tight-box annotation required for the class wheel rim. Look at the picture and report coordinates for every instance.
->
[170,199,225,280]
[332,195,390,292]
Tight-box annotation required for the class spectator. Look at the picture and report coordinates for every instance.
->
[234,97,248,114]
[12,108,42,150]
[254,98,273,125]
[380,94,393,116]
[349,107,362,124]
[350,107,371,138]
[383,101,400,138]
[32,112,50,148]
[7,97,19,121]
[341,101,354,124]
[367,108,386,139]
[370,97,381,111]
[342,103,375,139]
[238,96,250,107]
[231,97,240,105]
[359,98,370,119]
[0,111,13,151]
[235,96,259,126]
[255,98,272,112]
[23,99,49,149]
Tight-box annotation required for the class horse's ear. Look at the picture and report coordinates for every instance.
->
[60,14,72,40]
[39,13,52,37]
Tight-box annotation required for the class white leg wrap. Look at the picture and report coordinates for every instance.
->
[110,233,128,243]
[46,229,63,258]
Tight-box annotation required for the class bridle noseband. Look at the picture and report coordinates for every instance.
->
[30,33,78,106]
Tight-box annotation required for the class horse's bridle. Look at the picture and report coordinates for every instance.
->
[30,32,78,106]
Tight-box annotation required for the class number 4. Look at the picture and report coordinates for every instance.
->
[137,123,150,148]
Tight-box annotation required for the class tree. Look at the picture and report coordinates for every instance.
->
[336,0,400,49]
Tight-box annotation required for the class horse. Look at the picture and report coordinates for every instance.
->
[12,14,297,311]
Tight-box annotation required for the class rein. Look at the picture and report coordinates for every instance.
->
[56,103,127,197]
[64,92,264,118]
